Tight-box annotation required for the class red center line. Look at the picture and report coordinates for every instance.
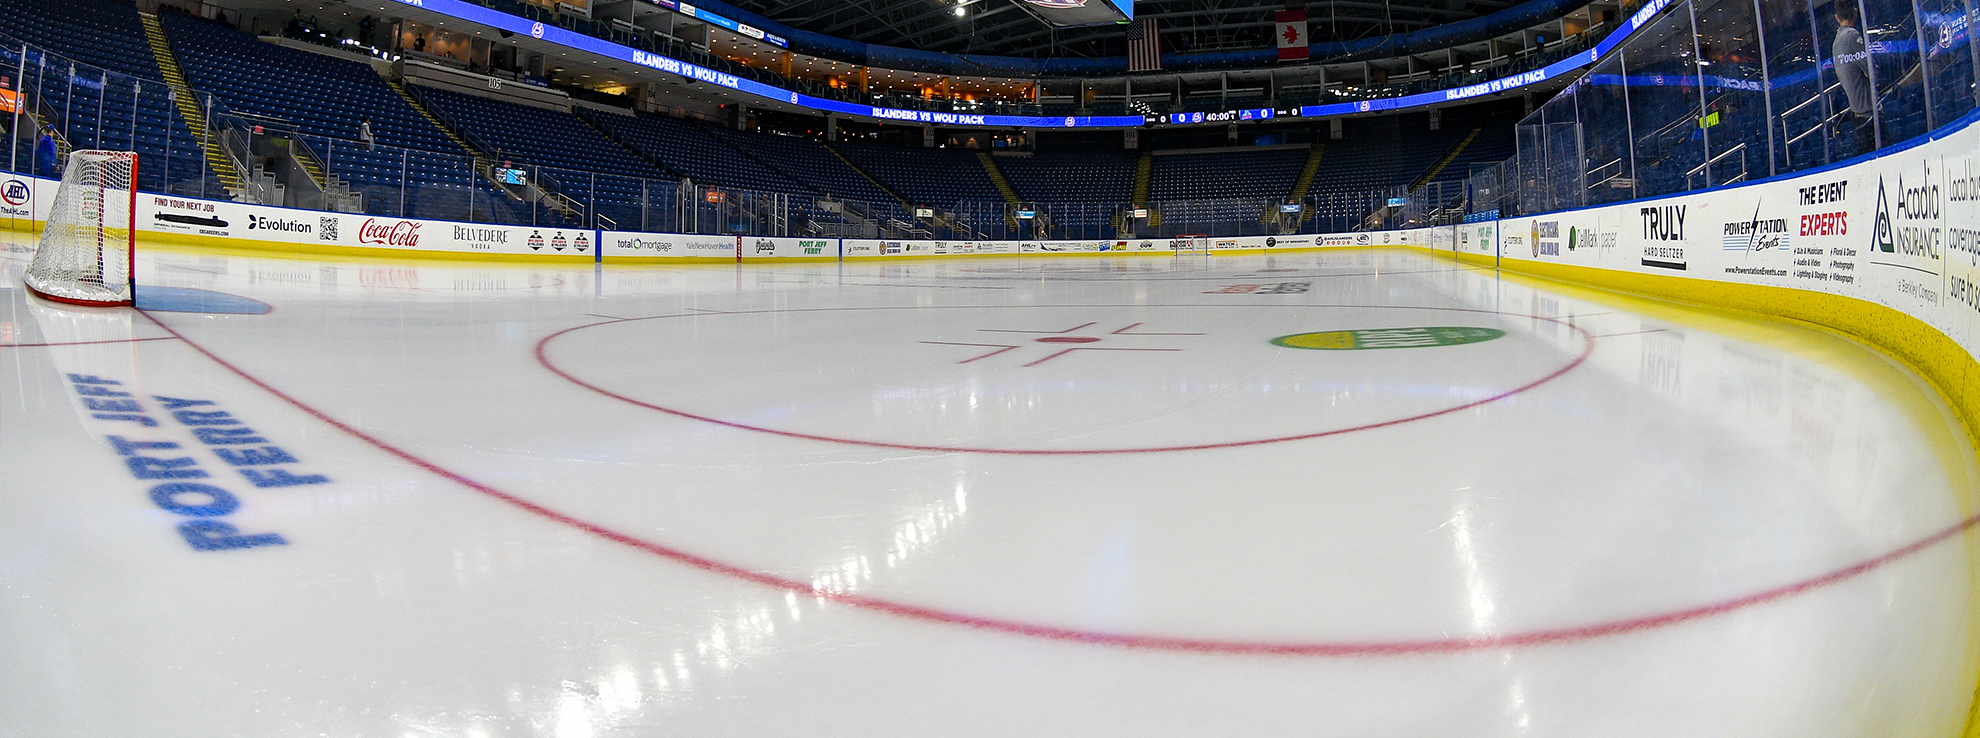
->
[0,335,181,349]
[919,341,1020,364]
[131,306,1980,656]
[1025,346,1180,367]
[981,321,1097,334]
[1111,322,1205,336]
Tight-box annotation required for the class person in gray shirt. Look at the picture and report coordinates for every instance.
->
[1833,2,1876,154]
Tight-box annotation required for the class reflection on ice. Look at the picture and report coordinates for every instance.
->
[1,247,1974,737]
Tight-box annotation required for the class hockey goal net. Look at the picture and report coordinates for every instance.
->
[1170,234,1210,253]
[23,150,138,306]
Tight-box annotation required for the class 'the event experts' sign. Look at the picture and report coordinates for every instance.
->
[1492,115,1980,378]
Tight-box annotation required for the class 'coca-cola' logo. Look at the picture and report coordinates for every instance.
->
[359,219,421,247]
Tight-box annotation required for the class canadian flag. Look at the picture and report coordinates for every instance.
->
[1275,9,1308,61]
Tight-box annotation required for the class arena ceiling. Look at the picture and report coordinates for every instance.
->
[719,0,1519,59]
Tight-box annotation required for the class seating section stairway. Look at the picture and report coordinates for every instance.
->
[157,13,517,219]
[834,143,1001,205]
[703,126,894,204]
[409,86,670,226]
[142,13,242,197]
[0,0,215,193]
[0,6,1527,237]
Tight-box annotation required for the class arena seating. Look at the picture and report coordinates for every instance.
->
[579,110,783,193]
[1147,148,1308,201]
[996,150,1138,204]
[409,86,661,182]
[701,127,896,204]
[0,2,1529,235]
[1429,126,1516,191]
[159,13,454,153]
[155,12,540,222]
[1307,119,1469,200]
[833,142,1002,205]
[0,0,212,193]
[409,86,668,226]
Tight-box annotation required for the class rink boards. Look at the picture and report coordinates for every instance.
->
[1475,112,1980,454]
[3,112,1978,451]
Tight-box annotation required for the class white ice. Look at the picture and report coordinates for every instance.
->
[2,236,1976,737]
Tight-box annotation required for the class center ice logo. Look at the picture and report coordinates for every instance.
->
[1272,326,1505,350]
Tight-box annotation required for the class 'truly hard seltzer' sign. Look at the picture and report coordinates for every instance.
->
[1272,326,1506,350]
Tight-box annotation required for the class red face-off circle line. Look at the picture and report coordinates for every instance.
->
[130,303,1980,656]
[534,303,1595,455]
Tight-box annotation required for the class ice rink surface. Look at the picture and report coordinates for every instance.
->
[4,237,1980,737]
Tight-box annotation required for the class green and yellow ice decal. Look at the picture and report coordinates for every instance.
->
[1272,326,1506,350]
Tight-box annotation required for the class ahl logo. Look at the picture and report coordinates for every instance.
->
[247,214,312,233]
[550,232,569,251]
[527,230,545,251]
[1,179,29,206]
[358,219,420,247]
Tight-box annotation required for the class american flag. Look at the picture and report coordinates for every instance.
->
[1125,17,1162,72]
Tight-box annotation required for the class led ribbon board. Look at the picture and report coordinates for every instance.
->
[643,0,787,48]
[390,0,1140,126]
[393,0,1671,128]
[1297,0,1677,118]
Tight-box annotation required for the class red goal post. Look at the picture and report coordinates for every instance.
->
[23,150,139,306]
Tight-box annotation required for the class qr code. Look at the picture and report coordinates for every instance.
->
[318,217,339,241]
